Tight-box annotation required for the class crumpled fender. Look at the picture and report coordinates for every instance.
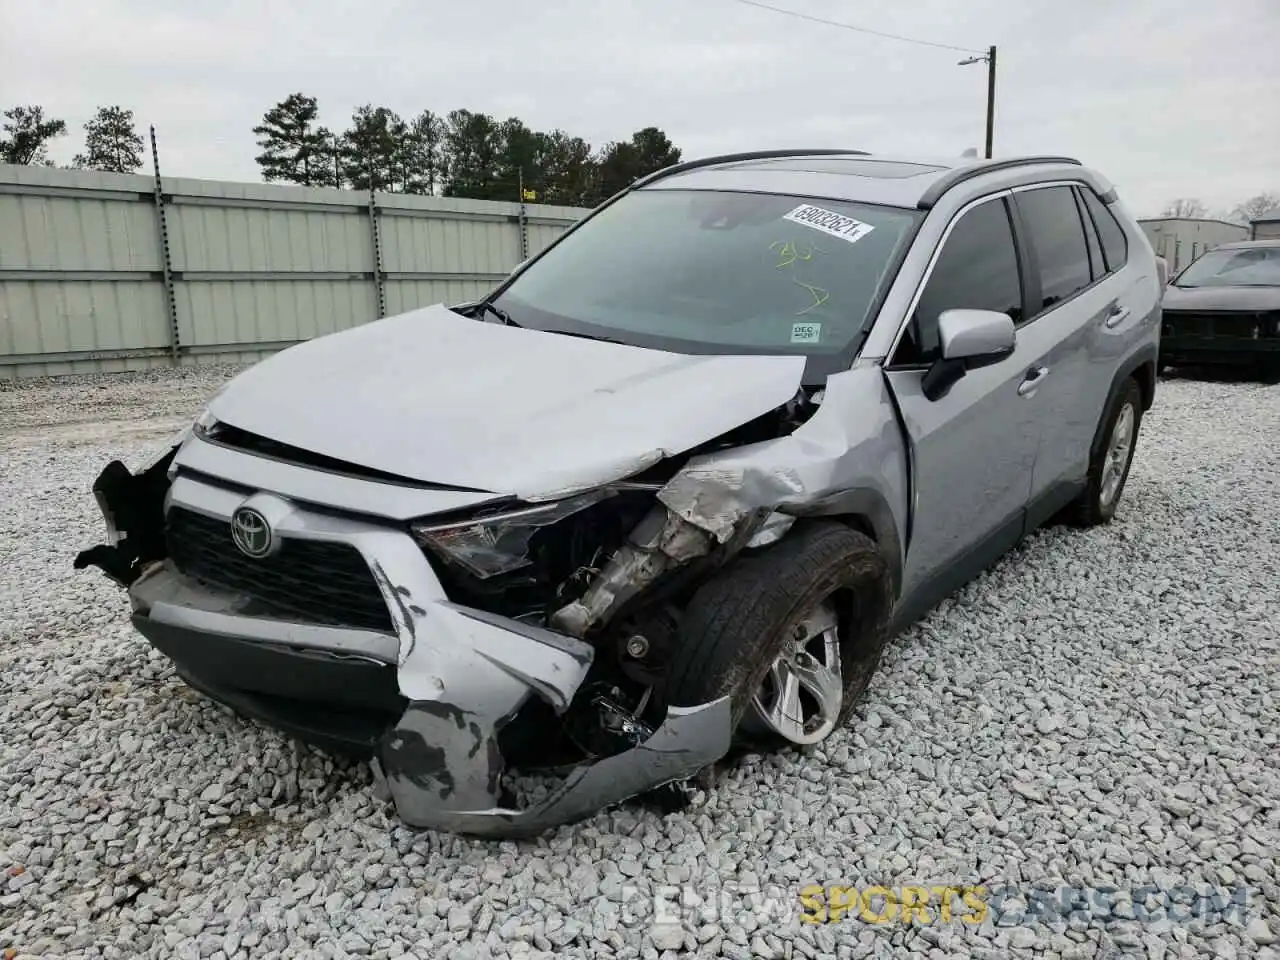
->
[656,364,907,595]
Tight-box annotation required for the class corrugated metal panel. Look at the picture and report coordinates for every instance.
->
[0,193,160,271]
[380,213,519,275]
[177,279,378,346]
[168,204,372,273]
[0,162,588,378]
[0,280,169,354]
[384,279,499,316]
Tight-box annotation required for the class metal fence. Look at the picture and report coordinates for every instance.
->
[0,162,590,378]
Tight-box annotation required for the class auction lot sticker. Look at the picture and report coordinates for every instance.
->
[783,204,875,244]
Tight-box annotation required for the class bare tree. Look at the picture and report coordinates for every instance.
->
[1230,192,1280,224]
[1161,198,1209,219]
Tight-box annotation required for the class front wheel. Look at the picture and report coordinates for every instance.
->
[664,522,893,751]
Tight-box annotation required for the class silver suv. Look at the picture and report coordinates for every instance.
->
[76,150,1163,837]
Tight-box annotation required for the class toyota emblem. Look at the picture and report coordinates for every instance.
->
[230,506,274,559]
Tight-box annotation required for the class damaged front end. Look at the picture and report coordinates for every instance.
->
[73,370,894,837]
[72,439,750,838]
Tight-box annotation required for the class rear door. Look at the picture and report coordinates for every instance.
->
[885,194,1050,604]
[1011,183,1137,524]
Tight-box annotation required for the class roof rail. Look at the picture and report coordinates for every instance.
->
[916,156,1083,209]
[633,148,872,189]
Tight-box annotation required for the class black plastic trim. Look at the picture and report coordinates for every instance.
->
[916,156,1082,210]
[889,508,1024,635]
[135,613,405,754]
[1025,478,1087,533]
[801,486,905,602]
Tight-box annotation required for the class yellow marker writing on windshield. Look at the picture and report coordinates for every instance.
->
[793,278,829,315]
[771,239,819,269]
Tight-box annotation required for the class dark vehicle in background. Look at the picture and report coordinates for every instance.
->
[1161,240,1280,374]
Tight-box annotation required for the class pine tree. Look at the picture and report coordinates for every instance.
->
[0,105,67,165]
[73,106,144,173]
[340,105,407,192]
[253,93,328,186]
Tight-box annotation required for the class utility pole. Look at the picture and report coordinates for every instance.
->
[960,44,997,158]
[984,45,997,159]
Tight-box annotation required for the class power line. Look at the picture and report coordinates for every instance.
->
[726,0,984,55]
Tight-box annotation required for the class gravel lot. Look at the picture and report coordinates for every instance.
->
[2,367,1277,960]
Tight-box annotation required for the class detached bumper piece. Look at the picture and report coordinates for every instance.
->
[373,697,731,839]
[1162,309,1280,367]
[74,453,176,586]
[77,454,734,838]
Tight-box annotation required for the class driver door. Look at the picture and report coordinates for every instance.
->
[883,193,1052,617]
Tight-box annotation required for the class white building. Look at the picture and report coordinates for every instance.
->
[1251,209,1280,241]
[1138,217,1249,274]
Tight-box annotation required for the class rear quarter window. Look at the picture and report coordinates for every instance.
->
[1080,187,1129,273]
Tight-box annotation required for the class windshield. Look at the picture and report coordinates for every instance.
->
[492,188,920,370]
[1175,246,1280,287]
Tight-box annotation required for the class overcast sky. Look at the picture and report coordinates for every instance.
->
[4,0,1277,217]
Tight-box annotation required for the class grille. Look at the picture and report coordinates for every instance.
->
[1163,310,1280,340]
[166,507,394,633]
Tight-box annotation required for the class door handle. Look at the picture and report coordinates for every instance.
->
[1105,305,1131,328]
[1017,365,1050,397]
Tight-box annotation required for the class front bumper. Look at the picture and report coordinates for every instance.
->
[80,445,731,838]
[1161,312,1280,367]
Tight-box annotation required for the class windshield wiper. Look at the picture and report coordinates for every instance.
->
[548,329,627,346]
[474,300,519,326]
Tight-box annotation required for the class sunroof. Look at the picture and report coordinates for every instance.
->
[721,158,947,179]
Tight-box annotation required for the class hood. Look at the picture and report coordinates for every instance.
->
[1163,284,1280,312]
[207,304,806,500]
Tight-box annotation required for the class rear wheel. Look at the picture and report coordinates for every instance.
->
[1066,377,1143,526]
[664,522,892,752]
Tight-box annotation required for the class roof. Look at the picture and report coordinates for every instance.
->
[1253,207,1280,224]
[638,150,1095,210]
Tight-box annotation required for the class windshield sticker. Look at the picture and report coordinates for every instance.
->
[783,204,875,245]
[791,321,822,343]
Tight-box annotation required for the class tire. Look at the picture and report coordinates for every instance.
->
[665,521,892,748]
[1065,376,1143,527]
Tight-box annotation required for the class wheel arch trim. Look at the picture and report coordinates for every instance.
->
[790,487,904,603]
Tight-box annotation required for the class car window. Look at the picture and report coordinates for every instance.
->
[1074,188,1105,282]
[1080,187,1129,272]
[1174,246,1280,287]
[891,197,1022,366]
[494,189,920,361]
[1017,186,1093,313]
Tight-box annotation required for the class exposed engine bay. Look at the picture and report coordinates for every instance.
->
[410,393,821,768]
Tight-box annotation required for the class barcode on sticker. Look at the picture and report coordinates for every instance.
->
[783,204,875,244]
[791,322,822,344]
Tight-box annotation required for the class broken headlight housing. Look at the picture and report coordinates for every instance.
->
[410,490,615,579]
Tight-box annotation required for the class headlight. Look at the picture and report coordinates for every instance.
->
[410,490,613,579]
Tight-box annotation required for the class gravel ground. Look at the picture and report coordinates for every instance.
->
[1,367,1277,960]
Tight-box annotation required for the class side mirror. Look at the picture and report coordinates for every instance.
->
[938,309,1016,361]
[923,309,1016,402]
